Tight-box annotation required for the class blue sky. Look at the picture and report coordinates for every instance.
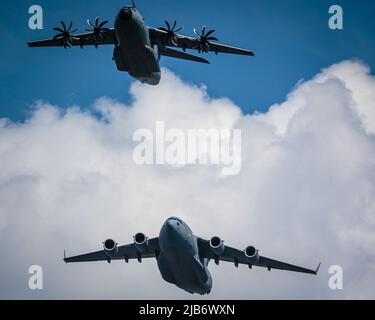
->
[0,0,374,121]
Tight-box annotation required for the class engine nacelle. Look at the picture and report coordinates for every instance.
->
[103,239,118,257]
[134,233,148,252]
[209,236,225,256]
[245,246,259,263]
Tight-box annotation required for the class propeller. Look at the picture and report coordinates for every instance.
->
[86,16,110,48]
[158,20,183,47]
[53,21,79,48]
[193,25,218,53]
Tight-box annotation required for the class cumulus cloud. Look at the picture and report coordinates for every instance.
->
[0,60,374,299]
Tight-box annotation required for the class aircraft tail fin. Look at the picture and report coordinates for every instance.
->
[160,47,210,64]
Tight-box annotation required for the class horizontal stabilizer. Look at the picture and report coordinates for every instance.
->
[160,47,209,64]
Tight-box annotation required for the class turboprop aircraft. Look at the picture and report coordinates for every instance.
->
[28,2,254,85]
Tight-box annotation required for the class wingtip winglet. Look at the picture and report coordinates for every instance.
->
[63,250,67,262]
[315,262,321,275]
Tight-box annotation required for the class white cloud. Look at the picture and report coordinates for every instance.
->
[0,60,374,299]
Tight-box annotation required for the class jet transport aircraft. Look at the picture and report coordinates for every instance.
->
[64,217,320,295]
[28,2,255,85]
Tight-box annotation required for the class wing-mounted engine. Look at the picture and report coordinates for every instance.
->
[193,25,218,53]
[209,236,225,255]
[85,16,110,48]
[209,236,225,265]
[53,21,79,49]
[244,246,260,265]
[157,20,183,47]
[103,239,118,262]
[133,233,148,262]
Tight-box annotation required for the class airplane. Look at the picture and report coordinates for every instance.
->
[28,2,254,85]
[64,217,321,295]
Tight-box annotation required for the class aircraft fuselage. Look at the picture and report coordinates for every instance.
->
[114,6,161,85]
[157,217,213,295]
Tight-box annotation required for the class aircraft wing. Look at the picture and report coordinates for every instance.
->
[197,238,320,275]
[149,27,255,56]
[64,237,159,263]
[160,47,209,64]
[28,29,117,48]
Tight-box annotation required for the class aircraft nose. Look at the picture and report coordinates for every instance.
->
[165,218,177,230]
[119,7,132,21]
[163,218,182,236]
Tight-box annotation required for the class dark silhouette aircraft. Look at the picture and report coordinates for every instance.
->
[64,217,320,295]
[28,2,254,85]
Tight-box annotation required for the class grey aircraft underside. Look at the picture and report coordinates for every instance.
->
[28,2,255,85]
[64,217,320,295]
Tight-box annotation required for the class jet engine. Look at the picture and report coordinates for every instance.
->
[245,246,259,263]
[103,239,118,257]
[134,233,148,252]
[209,236,225,256]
